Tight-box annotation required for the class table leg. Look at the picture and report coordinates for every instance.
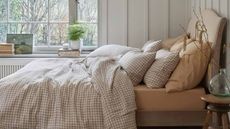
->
[222,113,229,129]
[203,110,212,129]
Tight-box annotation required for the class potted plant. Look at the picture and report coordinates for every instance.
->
[68,23,85,50]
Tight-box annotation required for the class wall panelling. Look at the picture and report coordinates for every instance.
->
[98,0,189,48]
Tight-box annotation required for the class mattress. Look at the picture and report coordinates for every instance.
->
[134,85,206,111]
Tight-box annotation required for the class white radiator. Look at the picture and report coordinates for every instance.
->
[0,65,25,79]
[0,58,33,79]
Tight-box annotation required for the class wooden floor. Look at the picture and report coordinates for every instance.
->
[137,126,202,129]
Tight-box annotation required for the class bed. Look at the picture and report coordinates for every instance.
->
[0,9,226,128]
[135,9,227,127]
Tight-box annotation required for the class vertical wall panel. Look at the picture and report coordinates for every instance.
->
[149,0,169,40]
[212,0,220,13]
[190,0,196,18]
[200,0,206,10]
[169,0,188,37]
[194,0,200,11]
[98,0,230,75]
[128,0,148,48]
[98,0,108,45]
[206,0,212,9]
[219,0,228,17]
[186,0,192,23]
[100,0,189,47]
[107,0,128,45]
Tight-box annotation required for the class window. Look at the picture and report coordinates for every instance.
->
[78,0,98,49]
[0,0,98,53]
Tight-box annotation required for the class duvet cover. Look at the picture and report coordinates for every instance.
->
[0,57,136,129]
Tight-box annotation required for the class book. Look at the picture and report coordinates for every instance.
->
[0,43,14,51]
[58,48,80,57]
[0,43,14,56]
[0,50,14,53]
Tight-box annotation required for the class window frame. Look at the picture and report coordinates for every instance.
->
[75,0,99,51]
[0,0,99,54]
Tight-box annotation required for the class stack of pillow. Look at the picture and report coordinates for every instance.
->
[119,40,162,86]
[163,35,211,92]
[87,34,211,93]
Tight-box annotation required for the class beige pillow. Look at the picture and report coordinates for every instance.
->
[142,40,162,52]
[162,34,186,50]
[165,41,211,92]
[144,49,179,88]
[119,51,156,86]
[170,39,194,52]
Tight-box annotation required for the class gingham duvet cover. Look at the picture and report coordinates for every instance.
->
[0,57,136,129]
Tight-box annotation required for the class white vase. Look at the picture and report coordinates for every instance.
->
[70,40,80,50]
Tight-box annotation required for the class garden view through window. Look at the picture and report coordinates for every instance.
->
[0,0,98,52]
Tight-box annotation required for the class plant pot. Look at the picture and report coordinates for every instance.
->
[70,40,80,50]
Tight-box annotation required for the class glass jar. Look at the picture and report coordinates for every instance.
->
[209,69,230,97]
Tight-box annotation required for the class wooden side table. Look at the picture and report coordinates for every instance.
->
[201,94,230,129]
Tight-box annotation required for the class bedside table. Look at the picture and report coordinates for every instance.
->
[201,94,230,129]
[58,49,80,58]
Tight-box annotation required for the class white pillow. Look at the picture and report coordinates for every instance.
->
[119,51,156,86]
[88,44,140,57]
[142,40,162,52]
[144,49,179,88]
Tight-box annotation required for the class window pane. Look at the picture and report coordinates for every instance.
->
[8,23,48,46]
[8,23,30,34]
[78,0,97,23]
[0,0,7,21]
[50,24,68,46]
[9,0,48,21]
[83,23,97,46]
[50,0,69,21]
[1,0,72,52]
[33,24,48,46]
[0,24,7,42]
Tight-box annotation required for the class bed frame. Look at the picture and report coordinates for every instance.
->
[136,9,227,127]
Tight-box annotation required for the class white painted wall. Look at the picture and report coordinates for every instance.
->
[98,0,189,48]
[98,0,230,73]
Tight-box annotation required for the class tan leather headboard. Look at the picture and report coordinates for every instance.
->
[187,9,227,88]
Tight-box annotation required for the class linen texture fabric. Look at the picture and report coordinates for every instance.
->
[144,49,180,88]
[161,34,186,50]
[170,39,194,52]
[0,57,136,129]
[119,51,156,86]
[142,40,162,53]
[166,41,211,92]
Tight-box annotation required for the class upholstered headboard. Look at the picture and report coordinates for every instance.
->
[187,9,227,88]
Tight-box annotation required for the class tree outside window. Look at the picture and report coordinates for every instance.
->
[0,0,98,52]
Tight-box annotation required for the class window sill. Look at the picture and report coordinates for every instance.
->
[0,53,89,58]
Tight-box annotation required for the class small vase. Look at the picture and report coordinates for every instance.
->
[70,40,80,50]
[209,69,230,97]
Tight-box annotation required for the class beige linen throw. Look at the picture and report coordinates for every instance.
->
[0,58,136,129]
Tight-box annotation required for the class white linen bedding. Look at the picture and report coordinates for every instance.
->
[0,57,136,129]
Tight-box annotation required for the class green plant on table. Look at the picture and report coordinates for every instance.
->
[68,23,85,41]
